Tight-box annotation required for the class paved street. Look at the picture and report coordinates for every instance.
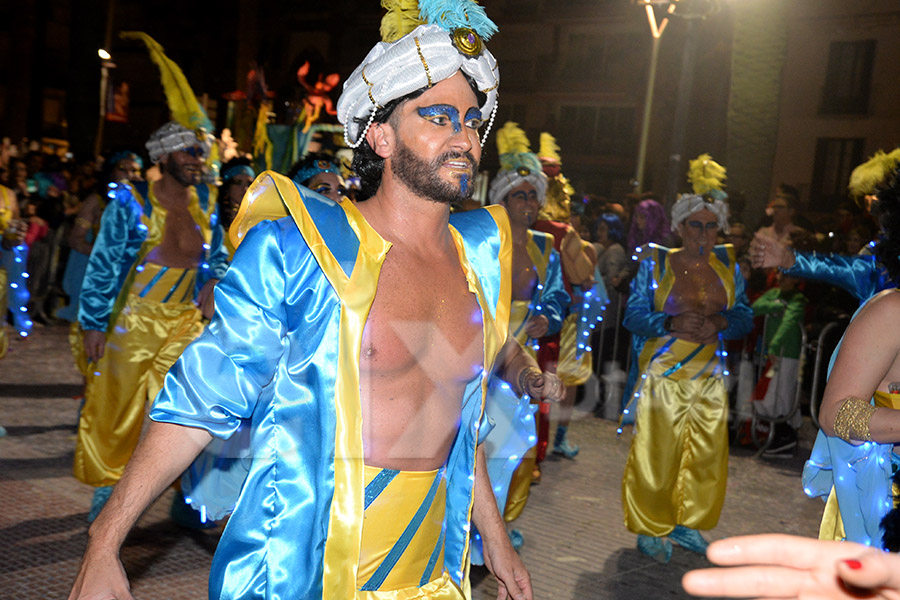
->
[1,325,824,599]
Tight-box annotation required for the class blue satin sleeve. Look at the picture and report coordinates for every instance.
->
[541,249,569,336]
[1,244,33,336]
[77,188,142,332]
[786,251,884,302]
[720,263,754,340]
[151,220,287,439]
[207,219,230,280]
[623,258,667,337]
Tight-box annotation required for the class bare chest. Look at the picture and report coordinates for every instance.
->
[510,242,539,302]
[145,205,204,267]
[664,260,727,315]
[360,251,484,380]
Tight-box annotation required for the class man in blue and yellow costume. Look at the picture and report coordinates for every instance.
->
[69,2,561,599]
[621,155,753,562]
[74,122,229,522]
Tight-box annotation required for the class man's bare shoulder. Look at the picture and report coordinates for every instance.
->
[855,288,900,325]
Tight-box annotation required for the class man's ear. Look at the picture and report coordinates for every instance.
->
[366,122,394,160]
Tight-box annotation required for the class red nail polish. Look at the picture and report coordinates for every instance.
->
[844,559,863,570]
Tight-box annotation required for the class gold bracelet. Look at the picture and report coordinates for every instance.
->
[833,396,876,443]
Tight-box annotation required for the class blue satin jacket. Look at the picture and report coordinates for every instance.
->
[78,180,228,332]
[620,244,753,419]
[785,250,890,303]
[150,172,512,599]
[510,229,569,341]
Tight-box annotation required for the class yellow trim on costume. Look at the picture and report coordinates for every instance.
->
[709,245,736,308]
[484,205,512,345]
[524,230,550,284]
[357,466,446,590]
[655,247,673,311]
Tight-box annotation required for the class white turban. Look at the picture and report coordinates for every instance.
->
[337,24,499,148]
[489,156,547,206]
[145,122,212,163]
[670,193,730,234]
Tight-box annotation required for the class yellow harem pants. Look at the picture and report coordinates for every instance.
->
[622,338,729,536]
[357,465,464,599]
[73,266,203,487]
[556,313,592,387]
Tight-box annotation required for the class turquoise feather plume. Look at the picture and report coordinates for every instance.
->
[417,0,498,40]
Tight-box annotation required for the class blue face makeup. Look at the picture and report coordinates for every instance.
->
[459,173,469,195]
[417,105,484,134]
[418,105,462,133]
[465,107,483,130]
[509,189,538,204]
[687,220,719,232]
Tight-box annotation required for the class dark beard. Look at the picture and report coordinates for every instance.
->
[390,139,478,205]
[163,156,200,187]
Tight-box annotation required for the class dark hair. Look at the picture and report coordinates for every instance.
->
[595,212,624,245]
[872,171,900,282]
[775,183,799,209]
[95,149,142,194]
[350,73,484,202]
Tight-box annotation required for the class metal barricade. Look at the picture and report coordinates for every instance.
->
[749,316,807,456]
[807,320,847,430]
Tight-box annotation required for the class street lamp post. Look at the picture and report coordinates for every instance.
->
[93,50,115,158]
[661,0,721,206]
[634,0,676,194]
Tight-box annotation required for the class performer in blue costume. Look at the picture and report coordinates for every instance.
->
[621,155,753,562]
[57,151,144,324]
[69,3,562,599]
[801,154,900,550]
[73,122,228,523]
[470,122,569,561]
[749,148,900,303]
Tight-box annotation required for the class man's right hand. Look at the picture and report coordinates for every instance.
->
[68,545,133,600]
[750,232,795,270]
[83,330,107,363]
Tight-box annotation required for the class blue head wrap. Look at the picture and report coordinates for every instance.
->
[222,164,256,182]
[109,151,143,170]
[292,159,341,186]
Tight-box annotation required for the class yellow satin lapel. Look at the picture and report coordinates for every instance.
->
[525,230,549,284]
[708,246,735,308]
[447,204,512,577]
[655,247,674,311]
[486,205,512,345]
[229,172,290,250]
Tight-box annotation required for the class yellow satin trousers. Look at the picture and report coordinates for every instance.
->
[556,313,592,386]
[622,340,729,536]
[357,466,462,599]
[73,292,203,487]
